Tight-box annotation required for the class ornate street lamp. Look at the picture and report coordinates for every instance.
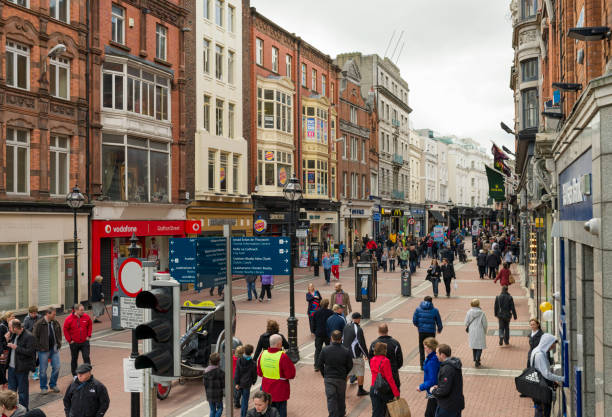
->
[283,175,303,363]
[66,185,85,306]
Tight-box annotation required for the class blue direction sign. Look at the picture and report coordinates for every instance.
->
[196,237,227,289]
[169,238,197,284]
[231,237,291,275]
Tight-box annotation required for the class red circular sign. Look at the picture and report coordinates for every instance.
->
[118,258,143,297]
[408,218,416,225]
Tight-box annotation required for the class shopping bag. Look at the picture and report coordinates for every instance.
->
[386,397,411,417]
[514,367,553,404]
[509,274,516,284]
[453,281,458,290]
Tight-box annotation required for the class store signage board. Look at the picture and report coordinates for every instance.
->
[296,229,308,238]
[559,148,592,221]
[231,237,291,275]
[169,238,198,284]
[372,212,381,221]
[433,226,445,243]
[196,237,227,290]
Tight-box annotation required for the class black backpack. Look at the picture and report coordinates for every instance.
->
[514,366,553,403]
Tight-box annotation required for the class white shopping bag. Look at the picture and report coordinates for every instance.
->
[453,281,458,290]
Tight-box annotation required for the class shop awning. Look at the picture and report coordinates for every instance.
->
[429,210,445,222]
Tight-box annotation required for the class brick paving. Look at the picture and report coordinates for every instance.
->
[32,244,538,416]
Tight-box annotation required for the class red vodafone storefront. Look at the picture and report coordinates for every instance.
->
[91,220,200,298]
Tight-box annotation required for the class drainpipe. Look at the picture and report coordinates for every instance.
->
[85,0,92,294]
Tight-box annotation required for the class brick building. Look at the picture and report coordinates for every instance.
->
[88,0,190,298]
[336,59,378,256]
[247,8,341,254]
[0,0,90,311]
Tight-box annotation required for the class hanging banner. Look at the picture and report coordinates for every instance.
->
[485,165,506,201]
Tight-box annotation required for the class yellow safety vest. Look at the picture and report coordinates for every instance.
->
[260,350,283,380]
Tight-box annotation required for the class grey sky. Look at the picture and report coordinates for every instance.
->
[250,0,516,151]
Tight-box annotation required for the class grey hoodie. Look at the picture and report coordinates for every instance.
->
[530,333,564,384]
[11,404,28,417]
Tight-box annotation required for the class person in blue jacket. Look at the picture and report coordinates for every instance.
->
[417,337,440,417]
[326,304,346,337]
[412,296,443,369]
[321,252,332,285]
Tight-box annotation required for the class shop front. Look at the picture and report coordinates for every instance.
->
[407,205,426,237]
[342,204,373,247]
[307,210,338,250]
[188,202,254,237]
[426,204,448,233]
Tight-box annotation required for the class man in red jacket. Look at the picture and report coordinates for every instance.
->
[257,334,296,417]
[63,304,92,376]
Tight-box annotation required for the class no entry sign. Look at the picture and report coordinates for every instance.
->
[118,258,144,297]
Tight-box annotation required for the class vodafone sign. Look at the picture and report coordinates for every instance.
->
[185,219,202,234]
[93,220,187,237]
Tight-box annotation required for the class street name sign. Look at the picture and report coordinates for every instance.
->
[169,238,197,284]
[231,237,291,275]
[196,237,227,289]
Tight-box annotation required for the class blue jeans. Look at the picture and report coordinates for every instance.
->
[38,349,60,390]
[272,401,287,417]
[370,391,387,417]
[8,367,29,409]
[209,402,223,417]
[432,279,439,296]
[435,406,461,417]
[239,388,250,417]
[410,260,417,273]
[247,281,258,300]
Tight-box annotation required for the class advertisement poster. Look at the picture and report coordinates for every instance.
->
[278,166,287,185]
[307,118,316,137]
[308,172,315,184]
[299,250,309,267]
[433,225,444,243]
[265,151,275,161]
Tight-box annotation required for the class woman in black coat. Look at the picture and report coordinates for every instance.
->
[426,259,442,298]
[527,318,545,367]
[253,320,289,360]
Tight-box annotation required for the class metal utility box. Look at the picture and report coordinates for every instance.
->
[401,269,411,296]
[311,242,320,276]
[354,261,377,302]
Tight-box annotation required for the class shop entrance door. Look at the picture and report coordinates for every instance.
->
[64,255,75,309]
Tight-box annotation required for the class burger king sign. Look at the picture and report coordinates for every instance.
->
[253,217,267,234]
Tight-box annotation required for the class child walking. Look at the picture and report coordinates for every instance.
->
[203,353,225,417]
[234,344,258,417]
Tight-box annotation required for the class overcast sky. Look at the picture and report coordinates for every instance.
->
[250,0,516,151]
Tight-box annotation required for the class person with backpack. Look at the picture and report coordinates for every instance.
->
[234,344,258,417]
[369,342,400,417]
[342,313,369,397]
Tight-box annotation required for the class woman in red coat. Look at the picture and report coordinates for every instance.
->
[369,342,400,416]
[494,262,512,287]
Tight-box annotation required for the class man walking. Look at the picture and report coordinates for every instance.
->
[257,334,296,417]
[63,304,92,376]
[6,320,35,409]
[409,245,418,273]
[368,323,403,391]
[32,308,62,394]
[245,275,258,301]
[329,283,352,316]
[431,344,464,417]
[326,305,346,338]
[413,296,443,369]
[440,258,456,298]
[494,286,517,346]
[476,250,487,279]
[486,248,500,279]
[342,313,369,396]
[313,299,334,372]
[316,330,353,417]
[63,364,110,417]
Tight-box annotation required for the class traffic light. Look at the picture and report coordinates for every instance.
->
[134,279,180,378]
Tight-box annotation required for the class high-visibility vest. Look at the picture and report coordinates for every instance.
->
[260,350,283,380]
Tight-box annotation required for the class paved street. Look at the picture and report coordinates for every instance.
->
[33,246,535,417]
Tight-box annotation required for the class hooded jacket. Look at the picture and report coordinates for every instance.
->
[530,333,564,384]
[234,356,258,389]
[432,357,465,412]
[412,301,443,334]
[63,375,110,417]
[419,350,440,393]
[342,321,368,359]
[465,307,488,350]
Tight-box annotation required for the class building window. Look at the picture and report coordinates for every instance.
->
[156,25,167,61]
[361,140,366,163]
[215,0,224,27]
[111,4,125,44]
[301,63,307,87]
[101,134,170,202]
[227,50,235,84]
[49,135,69,196]
[228,103,235,138]
[322,75,326,96]
[285,55,292,78]
[228,5,235,32]
[203,39,211,74]
[203,94,211,132]
[203,0,210,19]
[522,88,538,129]
[302,106,328,144]
[303,159,328,196]
[208,150,216,190]
[215,45,223,80]
[38,242,59,306]
[49,0,69,22]
[362,175,366,198]
[257,150,292,188]
[6,41,29,90]
[521,58,538,82]
[331,118,336,143]
[271,47,279,73]
[331,166,336,199]
[232,155,239,193]
[311,69,317,91]
[8,0,29,7]
[256,38,263,66]
[350,106,357,124]
[49,57,70,99]
[330,82,334,101]
[0,243,29,310]
[521,0,537,19]
[351,137,358,161]
[5,128,29,194]
[220,153,228,192]
[216,99,224,136]
[342,137,347,159]
[257,87,292,133]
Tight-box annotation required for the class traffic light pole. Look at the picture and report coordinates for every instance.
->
[223,225,234,417]
[131,329,140,417]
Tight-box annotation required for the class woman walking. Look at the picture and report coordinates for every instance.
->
[306,283,322,335]
[253,320,290,360]
[259,275,273,302]
[494,263,512,287]
[322,252,332,285]
[91,275,105,323]
[426,259,442,298]
[417,337,440,417]
[0,311,15,390]
[465,299,488,367]
[331,249,341,280]
[380,249,388,272]
[369,342,400,417]
[389,246,396,272]
[527,318,546,368]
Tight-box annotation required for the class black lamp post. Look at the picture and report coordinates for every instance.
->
[283,175,303,363]
[66,186,85,307]
[347,199,353,267]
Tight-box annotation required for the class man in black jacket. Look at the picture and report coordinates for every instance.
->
[63,364,110,417]
[431,344,464,417]
[32,307,62,394]
[6,320,35,409]
[476,250,487,279]
[368,323,403,390]
[312,299,334,372]
[494,286,517,346]
[342,313,369,396]
[440,258,456,298]
[486,250,500,279]
[316,330,353,417]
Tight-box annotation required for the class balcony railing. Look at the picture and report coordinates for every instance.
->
[391,119,401,128]
[392,153,403,165]
[391,189,405,200]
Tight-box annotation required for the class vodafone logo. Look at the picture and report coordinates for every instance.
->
[104,225,112,234]
[103,224,138,234]
[185,220,202,234]
[192,222,201,232]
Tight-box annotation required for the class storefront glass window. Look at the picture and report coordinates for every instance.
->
[0,244,28,310]
[38,242,58,306]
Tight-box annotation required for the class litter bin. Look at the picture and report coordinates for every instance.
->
[401,269,411,297]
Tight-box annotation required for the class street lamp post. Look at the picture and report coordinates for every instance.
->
[348,200,353,267]
[66,185,85,306]
[447,199,454,232]
[283,175,303,363]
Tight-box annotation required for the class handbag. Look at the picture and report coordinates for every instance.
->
[465,315,476,333]
[514,366,553,404]
[386,397,411,417]
[373,362,392,397]
[509,274,516,284]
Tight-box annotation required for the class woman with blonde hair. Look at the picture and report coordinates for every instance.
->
[464,299,487,367]
[0,311,14,389]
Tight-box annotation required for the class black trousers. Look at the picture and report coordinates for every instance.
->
[498,318,510,344]
[69,341,91,376]
[309,315,316,334]
[418,332,435,367]
[478,265,486,278]
[314,336,330,369]
[443,278,452,296]
[425,397,437,417]
[324,378,347,417]
[472,348,482,362]
[259,284,272,300]
[488,267,497,279]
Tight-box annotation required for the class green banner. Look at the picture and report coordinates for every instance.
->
[485,165,506,201]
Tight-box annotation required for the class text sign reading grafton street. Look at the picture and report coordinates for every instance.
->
[231,237,291,275]
[196,237,227,290]
[169,238,197,284]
